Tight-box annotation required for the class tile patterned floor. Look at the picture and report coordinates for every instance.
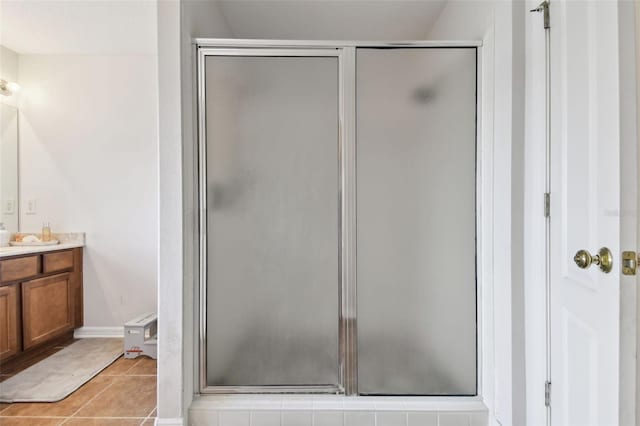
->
[0,356,157,426]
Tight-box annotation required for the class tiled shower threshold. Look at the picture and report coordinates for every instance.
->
[189,395,488,426]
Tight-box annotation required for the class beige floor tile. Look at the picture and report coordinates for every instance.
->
[62,418,145,425]
[0,417,64,425]
[99,357,140,376]
[126,358,156,376]
[74,376,156,418]
[1,375,115,417]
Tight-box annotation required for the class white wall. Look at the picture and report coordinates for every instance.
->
[0,45,18,79]
[0,102,19,233]
[156,0,232,423]
[17,53,159,327]
[181,0,232,413]
[0,45,19,108]
[426,1,494,40]
[0,46,20,236]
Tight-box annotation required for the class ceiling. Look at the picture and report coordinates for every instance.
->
[0,0,157,55]
[216,0,448,40]
[0,0,449,55]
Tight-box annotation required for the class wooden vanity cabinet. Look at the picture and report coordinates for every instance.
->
[0,248,83,366]
[22,273,74,349]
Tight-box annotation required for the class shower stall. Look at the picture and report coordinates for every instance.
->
[197,40,478,397]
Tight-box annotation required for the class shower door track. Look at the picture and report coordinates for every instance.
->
[196,39,482,396]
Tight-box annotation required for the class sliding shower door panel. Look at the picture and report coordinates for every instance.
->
[204,55,340,388]
[356,48,477,395]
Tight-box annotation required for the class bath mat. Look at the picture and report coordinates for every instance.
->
[0,337,123,403]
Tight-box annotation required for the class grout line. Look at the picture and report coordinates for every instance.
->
[60,376,120,424]
[0,415,149,418]
[68,371,155,423]
[70,416,149,419]
[0,416,69,418]
[2,357,156,424]
[99,357,142,377]
[0,417,67,426]
[120,357,144,376]
[1,360,156,425]
[139,405,157,425]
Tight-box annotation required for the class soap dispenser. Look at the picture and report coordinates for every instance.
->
[42,222,52,242]
[0,223,10,247]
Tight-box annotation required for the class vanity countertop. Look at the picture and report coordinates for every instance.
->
[0,233,85,258]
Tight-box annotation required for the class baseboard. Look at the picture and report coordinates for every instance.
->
[154,419,184,426]
[74,326,124,338]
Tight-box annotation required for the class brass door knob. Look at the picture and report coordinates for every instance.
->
[574,247,613,273]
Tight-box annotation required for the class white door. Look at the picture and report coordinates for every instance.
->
[549,1,621,425]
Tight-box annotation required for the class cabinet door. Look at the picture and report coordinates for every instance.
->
[0,284,19,361]
[22,273,73,349]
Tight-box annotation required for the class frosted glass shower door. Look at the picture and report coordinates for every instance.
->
[204,54,340,388]
[356,48,477,395]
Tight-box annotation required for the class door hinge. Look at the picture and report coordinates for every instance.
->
[544,192,550,217]
[530,0,550,29]
[545,381,551,407]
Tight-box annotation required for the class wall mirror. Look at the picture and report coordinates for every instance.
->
[0,103,19,233]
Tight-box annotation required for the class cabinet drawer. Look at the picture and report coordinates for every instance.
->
[0,256,39,283]
[43,250,74,274]
[22,273,73,350]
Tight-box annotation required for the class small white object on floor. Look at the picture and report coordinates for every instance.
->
[124,312,157,359]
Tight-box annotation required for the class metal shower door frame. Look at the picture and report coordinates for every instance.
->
[196,39,482,396]
[196,45,356,395]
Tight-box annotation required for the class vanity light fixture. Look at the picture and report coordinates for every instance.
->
[0,79,20,96]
